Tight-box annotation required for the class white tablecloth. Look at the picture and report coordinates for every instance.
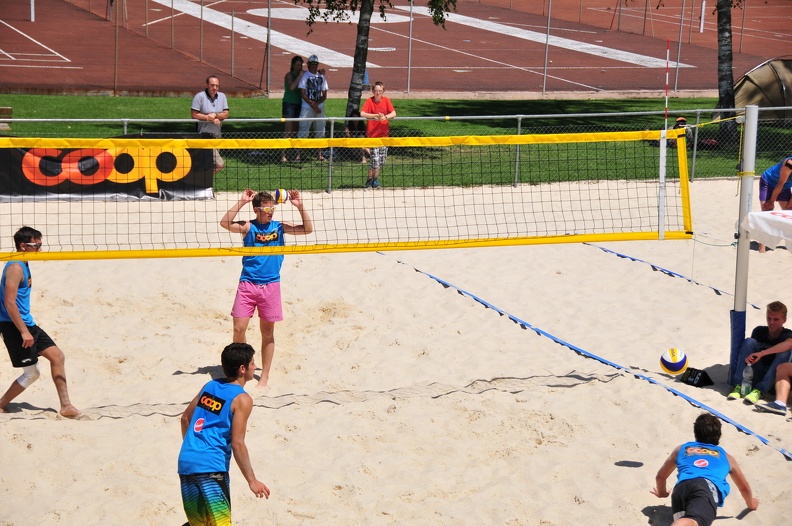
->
[742,210,792,251]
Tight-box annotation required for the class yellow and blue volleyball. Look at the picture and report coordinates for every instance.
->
[660,348,688,375]
[274,189,289,204]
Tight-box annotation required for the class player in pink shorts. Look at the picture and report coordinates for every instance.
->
[220,189,313,388]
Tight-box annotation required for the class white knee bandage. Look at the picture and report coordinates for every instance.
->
[17,364,40,388]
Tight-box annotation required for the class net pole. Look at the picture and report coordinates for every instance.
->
[542,0,552,95]
[658,129,667,240]
[731,104,758,378]
[674,0,686,91]
[734,105,758,312]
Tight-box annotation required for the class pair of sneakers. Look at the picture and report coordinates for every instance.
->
[365,179,381,189]
[727,385,762,404]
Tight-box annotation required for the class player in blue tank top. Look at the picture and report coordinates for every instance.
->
[0,226,81,418]
[220,189,313,388]
[651,413,758,525]
[178,342,270,525]
[757,156,792,252]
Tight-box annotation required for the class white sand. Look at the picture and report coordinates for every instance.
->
[1,178,790,525]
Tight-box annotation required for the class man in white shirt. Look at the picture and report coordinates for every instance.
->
[297,55,329,160]
[191,75,229,173]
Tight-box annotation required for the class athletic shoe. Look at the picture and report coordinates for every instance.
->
[758,401,787,415]
[744,389,762,405]
[727,385,742,400]
[372,179,381,188]
[365,179,373,188]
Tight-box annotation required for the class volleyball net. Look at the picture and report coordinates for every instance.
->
[0,129,692,261]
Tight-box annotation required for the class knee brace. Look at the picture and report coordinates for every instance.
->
[17,364,40,388]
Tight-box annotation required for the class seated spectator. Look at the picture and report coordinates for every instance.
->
[758,362,792,416]
[727,301,792,405]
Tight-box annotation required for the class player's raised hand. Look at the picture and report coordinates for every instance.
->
[288,190,302,207]
[241,188,256,203]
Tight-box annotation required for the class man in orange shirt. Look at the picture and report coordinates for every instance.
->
[360,81,396,188]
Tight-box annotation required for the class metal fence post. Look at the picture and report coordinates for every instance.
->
[690,110,701,181]
[171,0,175,49]
[327,120,335,193]
[513,116,522,187]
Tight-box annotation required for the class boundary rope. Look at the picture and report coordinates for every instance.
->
[386,253,792,461]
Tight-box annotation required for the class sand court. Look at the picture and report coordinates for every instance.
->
[0,178,791,524]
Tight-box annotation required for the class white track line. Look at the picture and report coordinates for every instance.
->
[370,25,601,90]
[148,0,372,68]
[398,6,693,69]
[0,20,71,63]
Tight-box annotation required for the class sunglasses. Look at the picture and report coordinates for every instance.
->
[23,242,42,249]
[255,206,277,214]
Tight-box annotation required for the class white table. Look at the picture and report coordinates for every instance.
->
[742,210,792,251]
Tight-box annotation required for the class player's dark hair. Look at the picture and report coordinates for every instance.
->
[767,301,787,318]
[291,56,303,68]
[221,342,255,378]
[14,226,43,251]
[693,413,721,445]
[252,192,274,208]
[206,75,219,85]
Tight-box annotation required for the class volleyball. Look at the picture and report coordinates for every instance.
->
[660,348,688,375]
[274,189,290,204]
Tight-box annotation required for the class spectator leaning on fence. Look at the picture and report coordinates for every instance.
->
[191,75,229,174]
[360,81,396,189]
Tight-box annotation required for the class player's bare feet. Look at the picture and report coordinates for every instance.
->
[60,404,82,418]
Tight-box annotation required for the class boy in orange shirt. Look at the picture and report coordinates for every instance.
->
[360,81,396,188]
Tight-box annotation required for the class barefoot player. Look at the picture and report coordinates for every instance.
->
[0,227,81,417]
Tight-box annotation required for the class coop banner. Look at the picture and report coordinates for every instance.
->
[0,136,214,201]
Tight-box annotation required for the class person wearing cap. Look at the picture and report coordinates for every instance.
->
[297,55,329,161]
[667,116,692,148]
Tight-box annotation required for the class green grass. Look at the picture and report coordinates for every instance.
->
[3,94,790,191]
[3,93,718,136]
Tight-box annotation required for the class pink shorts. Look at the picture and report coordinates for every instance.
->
[231,281,284,322]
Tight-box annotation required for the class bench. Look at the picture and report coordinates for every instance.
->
[0,107,11,131]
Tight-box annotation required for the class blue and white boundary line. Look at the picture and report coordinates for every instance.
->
[385,253,792,461]
[585,243,762,311]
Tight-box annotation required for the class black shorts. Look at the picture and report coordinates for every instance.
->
[0,322,56,368]
[282,101,301,119]
[671,478,718,526]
